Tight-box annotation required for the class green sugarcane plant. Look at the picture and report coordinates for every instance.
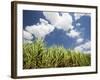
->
[23,38,91,69]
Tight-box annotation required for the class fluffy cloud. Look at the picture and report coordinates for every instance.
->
[25,18,54,39]
[23,30,33,40]
[43,12,84,42]
[23,30,34,43]
[40,18,48,24]
[43,12,73,31]
[76,38,84,43]
[66,29,80,38]
[74,13,90,21]
[24,12,84,43]
[43,12,81,39]
[74,41,91,53]
[76,23,81,26]
[43,12,59,25]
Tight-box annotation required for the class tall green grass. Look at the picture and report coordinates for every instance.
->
[23,39,91,69]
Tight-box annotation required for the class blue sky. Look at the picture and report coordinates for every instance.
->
[23,10,91,53]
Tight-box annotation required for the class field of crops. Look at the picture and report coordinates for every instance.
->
[23,39,91,69]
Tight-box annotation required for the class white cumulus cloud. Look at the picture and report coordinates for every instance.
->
[74,41,91,53]
[76,38,84,43]
[24,12,84,42]
[43,12,73,31]
[66,29,80,38]
[23,30,33,40]
[40,18,48,24]
[25,18,54,39]
[23,30,34,43]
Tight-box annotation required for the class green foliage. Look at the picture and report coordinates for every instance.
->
[23,39,91,69]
